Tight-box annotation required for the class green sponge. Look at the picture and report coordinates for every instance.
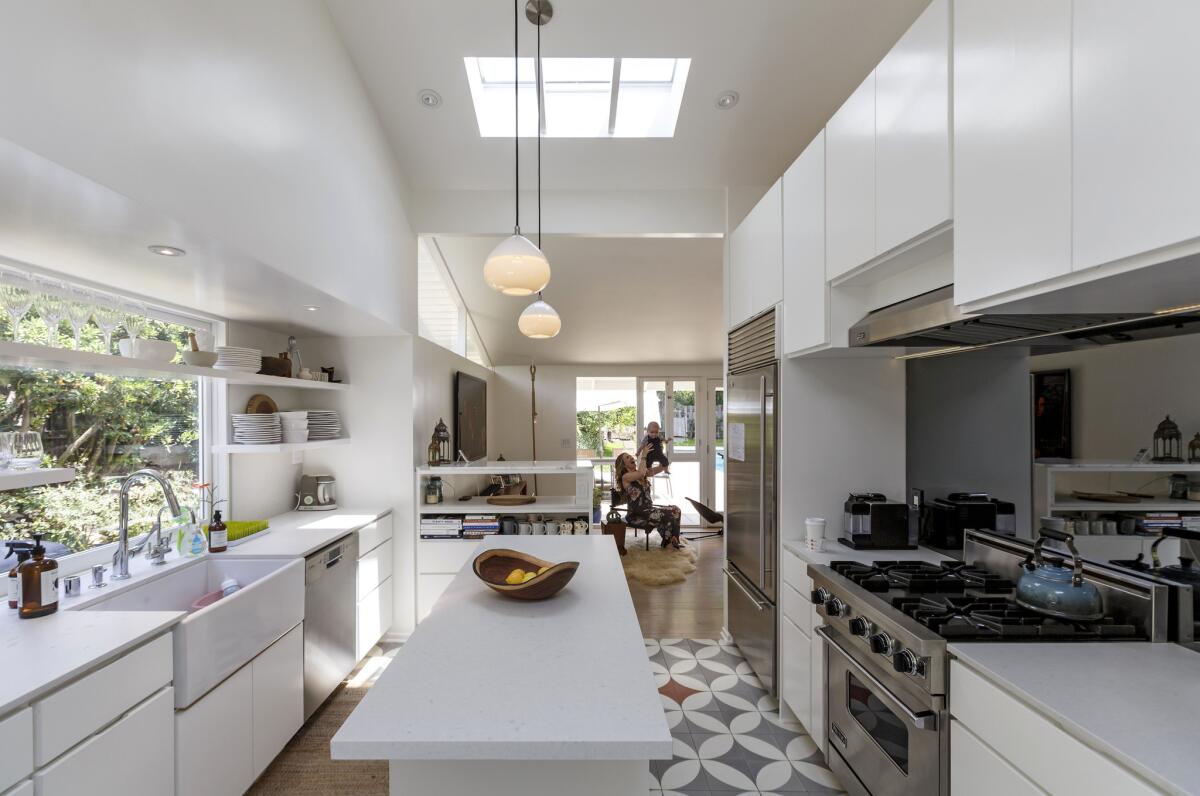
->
[203,520,269,543]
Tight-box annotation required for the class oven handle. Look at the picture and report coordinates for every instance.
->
[816,626,939,731]
[725,568,769,611]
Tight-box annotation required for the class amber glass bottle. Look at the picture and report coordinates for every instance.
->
[208,510,228,553]
[18,533,58,619]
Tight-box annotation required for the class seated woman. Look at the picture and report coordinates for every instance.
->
[614,448,682,550]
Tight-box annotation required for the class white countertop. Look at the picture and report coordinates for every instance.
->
[0,607,183,716]
[416,460,591,476]
[949,642,1200,796]
[782,538,951,567]
[227,507,390,558]
[331,535,671,761]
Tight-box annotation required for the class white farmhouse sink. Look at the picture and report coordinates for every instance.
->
[86,556,304,708]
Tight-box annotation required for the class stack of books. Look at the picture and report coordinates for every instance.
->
[462,514,500,537]
[1140,512,1186,532]
[420,516,463,539]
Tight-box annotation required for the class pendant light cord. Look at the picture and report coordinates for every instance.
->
[536,0,542,249]
[514,0,520,233]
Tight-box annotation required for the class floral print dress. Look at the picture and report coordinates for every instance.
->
[623,476,681,546]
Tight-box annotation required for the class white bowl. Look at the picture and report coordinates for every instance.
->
[118,338,178,362]
[181,350,218,367]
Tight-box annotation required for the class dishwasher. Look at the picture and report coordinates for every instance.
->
[304,533,358,719]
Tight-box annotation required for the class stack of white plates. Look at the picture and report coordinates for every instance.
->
[306,410,342,440]
[278,411,309,444]
[213,346,263,373]
[231,413,281,444]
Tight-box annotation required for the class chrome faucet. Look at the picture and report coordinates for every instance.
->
[113,469,183,581]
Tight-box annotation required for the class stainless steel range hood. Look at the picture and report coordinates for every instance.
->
[849,286,1200,352]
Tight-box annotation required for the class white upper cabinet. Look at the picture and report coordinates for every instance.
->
[1073,0,1200,271]
[825,71,876,280]
[953,0,1073,306]
[875,0,951,256]
[782,131,827,355]
[729,179,783,328]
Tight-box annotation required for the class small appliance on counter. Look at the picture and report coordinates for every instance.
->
[840,493,913,550]
[297,474,337,512]
[918,491,1016,549]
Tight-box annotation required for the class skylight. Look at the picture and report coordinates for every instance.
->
[464,57,690,138]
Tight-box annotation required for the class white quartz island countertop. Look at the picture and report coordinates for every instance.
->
[949,642,1200,796]
[333,535,670,765]
[225,507,390,558]
[0,607,183,716]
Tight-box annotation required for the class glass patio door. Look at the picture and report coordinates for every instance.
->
[706,381,725,517]
[637,378,703,525]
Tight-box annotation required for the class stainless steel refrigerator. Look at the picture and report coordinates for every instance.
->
[725,311,778,694]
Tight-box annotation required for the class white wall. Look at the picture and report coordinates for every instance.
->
[413,338,497,467]
[0,0,416,332]
[1032,334,1200,459]
[778,357,907,542]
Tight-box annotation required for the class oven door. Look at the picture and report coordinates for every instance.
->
[818,627,943,796]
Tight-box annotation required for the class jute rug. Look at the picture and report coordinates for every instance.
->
[248,686,387,795]
[621,532,699,586]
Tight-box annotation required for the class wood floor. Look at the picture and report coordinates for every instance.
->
[627,534,726,639]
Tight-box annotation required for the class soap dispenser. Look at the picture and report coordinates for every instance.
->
[4,541,33,609]
[18,533,59,619]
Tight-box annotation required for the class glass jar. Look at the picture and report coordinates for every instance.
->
[425,477,443,505]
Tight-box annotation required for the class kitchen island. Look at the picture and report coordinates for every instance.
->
[331,535,670,795]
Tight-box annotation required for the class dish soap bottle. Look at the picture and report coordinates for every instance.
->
[18,533,58,619]
[208,510,228,553]
[4,541,33,609]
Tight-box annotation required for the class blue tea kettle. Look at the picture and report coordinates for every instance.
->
[1015,528,1104,622]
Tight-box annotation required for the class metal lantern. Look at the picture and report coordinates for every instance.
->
[1152,415,1184,462]
[427,418,451,466]
[1189,433,1200,464]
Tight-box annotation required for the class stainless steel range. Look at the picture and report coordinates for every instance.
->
[809,529,1171,796]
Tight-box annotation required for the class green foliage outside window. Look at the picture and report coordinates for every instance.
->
[0,308,201,552]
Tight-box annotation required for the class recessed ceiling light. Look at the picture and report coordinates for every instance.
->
[715,90,740,110]
[418,89,442,109]
[148,245,185,257]
[304,305,320,312]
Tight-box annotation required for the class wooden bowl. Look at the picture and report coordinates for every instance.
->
[486,494,536,506]
[473,549,579,600]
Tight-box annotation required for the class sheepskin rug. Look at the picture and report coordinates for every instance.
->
[620,532,699,586]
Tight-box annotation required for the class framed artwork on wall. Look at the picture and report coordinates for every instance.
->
[1032,369,1072,459]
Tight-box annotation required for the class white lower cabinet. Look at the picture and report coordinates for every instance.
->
[36,687,174,796]
[1,780,31,796]
[357,577,394,660]
[808,607,826,753]
[780,615,812,727]
[0,708,31,793]
[950,661,1164,795]
[176,665,254,796]
[176,625,303,795]
[951,720,1046,796]
[251,623,304,779]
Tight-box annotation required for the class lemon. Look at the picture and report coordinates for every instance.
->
[537,566,549,575]
[522,571,537,582]
[505,568,526,585]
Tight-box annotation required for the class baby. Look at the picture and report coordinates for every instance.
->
[640,422,670,472]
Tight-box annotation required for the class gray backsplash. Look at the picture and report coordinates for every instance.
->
[907,348,1033,539]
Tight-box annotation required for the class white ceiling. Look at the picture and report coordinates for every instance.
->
[326,0,930,192]
[0,136,395,337]
[433,235,724,364]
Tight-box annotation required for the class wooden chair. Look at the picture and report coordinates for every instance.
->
[606,489,663,551]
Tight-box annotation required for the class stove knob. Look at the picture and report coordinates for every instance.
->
[892,649,919,675]
[848,617,870,637]
[811,587,830,605]
[868,633,893,656]
[825,597,845,617]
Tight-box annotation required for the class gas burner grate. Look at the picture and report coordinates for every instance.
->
[893,595,1140,641]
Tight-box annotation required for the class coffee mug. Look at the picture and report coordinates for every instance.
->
[531,522,546,535]
[573,519,589,534]
[518,522,532,535]
[558,520,574,535]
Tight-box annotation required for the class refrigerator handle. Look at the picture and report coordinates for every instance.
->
[759,373,767,587]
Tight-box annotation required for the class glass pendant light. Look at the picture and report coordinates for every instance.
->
[517,1,561,339]
[519,294,561,338]
[484,0,551,295]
